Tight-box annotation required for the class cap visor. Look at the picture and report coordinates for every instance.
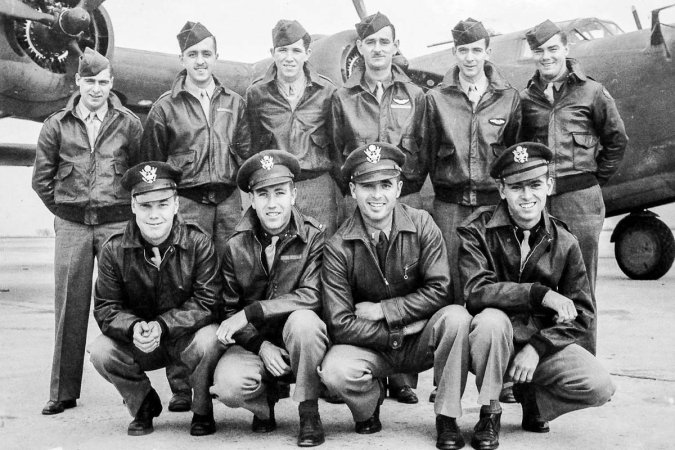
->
[503,165,549,184]
[352,169,400,184]
[250,176,294,192]
[134,188,176,203]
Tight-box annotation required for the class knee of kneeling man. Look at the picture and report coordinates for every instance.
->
[438,304,472,329]
[192,325,221,355]
[317,359,348,390]
[87,336,115,370]
[471,308,511,333]
[586,374,616,406]
[285,310,326,337]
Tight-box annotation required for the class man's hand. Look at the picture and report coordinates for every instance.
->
[217,310,249,345]
[508,344,540,384]
[355,302,385,321]
[541,290,578,323]
[258,341,291,378]
[133,321,160,353]
[403,320,427,336]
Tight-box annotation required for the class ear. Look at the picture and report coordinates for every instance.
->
[131,198,137,214]
[270,47,275,57]
[306,48,312,57]
[249,192,256,209]
[356,39,364,56]
[75,73,81,86]
[291,187,297,206]
[396,180,403,199]
[349,182,357,199]
[497,180,507,199]
[393,39,400,52]
[485,47,492,59]
[546,177,553,195]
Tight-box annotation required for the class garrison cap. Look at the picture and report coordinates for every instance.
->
[526,19,562,50]
[452,18,489,46]
[177,21,214,53]
[343,142,404,183]
[355,12,394,40]
[122,162,182,202]
[78,47,110,77]
[490,142,552,183]
[237,150,301,193]
[272,19,310,48]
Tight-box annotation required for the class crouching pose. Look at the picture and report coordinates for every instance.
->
[455,142,615,449]
[210,151,328,447]
[319,142,471,450]
[88,162,223,436]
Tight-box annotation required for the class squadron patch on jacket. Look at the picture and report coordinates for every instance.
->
[489,118,506,126]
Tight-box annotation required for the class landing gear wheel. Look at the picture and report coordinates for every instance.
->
[614,215,675,280]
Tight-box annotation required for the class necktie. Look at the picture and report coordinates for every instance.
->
[86,112,101,150]
[520,229,531,270]
[150,247,162,269]
[265,236,279,271]
[289,84,295,97]
[468,85,481,110]
[375,81,384,103]
[544,83,555,104]
[199,89,211,124]
[375,231,388,271]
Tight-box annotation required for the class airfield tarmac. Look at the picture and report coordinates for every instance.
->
[1,231,674,450]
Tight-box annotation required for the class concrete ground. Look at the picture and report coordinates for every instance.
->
[0,231,673,450]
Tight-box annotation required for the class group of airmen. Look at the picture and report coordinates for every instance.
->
[32,10,627,450]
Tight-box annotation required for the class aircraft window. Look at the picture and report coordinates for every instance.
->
[520,39,533,60]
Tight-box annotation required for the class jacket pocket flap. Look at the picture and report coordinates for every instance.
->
[400,136,419,154]
[113,160,126,175]
[310,133,328,148]
[55,163,74,180]
[572,133,598,149]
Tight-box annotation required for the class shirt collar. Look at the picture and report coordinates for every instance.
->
[458,70,488,97]
[183,75,216,100]
[275,72,307,97]
[76,100,107,121]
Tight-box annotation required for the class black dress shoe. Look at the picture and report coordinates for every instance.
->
[471,411,500,450]
[429,387,438,403]
[42,399,77,415]
[252,397,277,433]
[190,411,216,436]
[498,384,517,404]
[512,383,549,433]
[390,385,419,404]
[128,389,162,436]
[168,391,192,412]
[436,414,465,450]
[297,412,325,447]
[354,404,382,434]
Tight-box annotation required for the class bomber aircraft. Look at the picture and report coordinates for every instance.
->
[0,0,673,280]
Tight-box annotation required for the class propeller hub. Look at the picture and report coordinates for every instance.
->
[59,7,90,37]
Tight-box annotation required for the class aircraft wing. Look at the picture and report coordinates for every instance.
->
[0,143,35,166]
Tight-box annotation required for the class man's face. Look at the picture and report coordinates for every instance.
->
[350,177,402,229]
[532,33,568,81]
[75,68,113,112]
[250,182,297,235]
[498,175,552,229]
[132,194,179,246]
[453,39,490,82]
[271,38,310,83]
[356,26,398,72]
[180,37,217,86]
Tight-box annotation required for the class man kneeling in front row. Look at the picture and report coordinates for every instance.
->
[452,142,615,449]
[210,151,328,447]
[89,162,223,436]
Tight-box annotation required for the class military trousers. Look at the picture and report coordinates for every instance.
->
[318,305,470,422]
[88,324,222,416]
[295,173,343,237]
[548,184,604,355]
[210,310,329,419]
[468,308,615,421]
[49,217,126,402]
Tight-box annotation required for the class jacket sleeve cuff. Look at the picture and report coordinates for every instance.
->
[529,283,551,308]
[156,318,169,341]
[381,298,403,329]
[128,319,142,341]
[244,302,264,326]
[244,336,265,355]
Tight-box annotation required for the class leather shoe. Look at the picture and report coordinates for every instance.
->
[168,391,192,412]
[354,404,382,434]
[252,397,277,433]
[42,399,76,415]
[498,384,517,404]
[429,387,438,403]
[436,414,465,450]
[297,412,325,447]
[128,389,162,436]
[512,383,549,433]
[471,411,500,450]
[390,385,419,404]
[190,411,216,436]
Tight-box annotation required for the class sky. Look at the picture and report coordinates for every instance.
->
[1,0,675,236]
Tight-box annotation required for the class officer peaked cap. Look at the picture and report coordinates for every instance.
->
[490,142,552,183]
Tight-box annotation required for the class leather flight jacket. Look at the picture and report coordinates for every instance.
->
[221,207,325,354]
[330,63,429,196]
[246,64,339,181]
[457,201,595,357]
[32,92,142,224]
[520,59,628,195]
[141,71,252,192]
[426,61,522,205]
[94,218,222,343]
[322,204,450,352]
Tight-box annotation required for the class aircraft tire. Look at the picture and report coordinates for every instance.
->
[614,215,675,280]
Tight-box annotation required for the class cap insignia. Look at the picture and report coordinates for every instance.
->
[513,146,528,164]
[140,165,157,184]
[365,144,381,164]
[260,155,274,170]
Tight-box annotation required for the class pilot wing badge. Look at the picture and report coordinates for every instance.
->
[391,97,411,109]
[140,165,157,184]
[513,145,529,164]
[365,144,381,164]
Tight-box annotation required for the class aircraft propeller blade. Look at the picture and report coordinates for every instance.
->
[0,0,54,24]
[77,0,106,12]
[352,0,367,20]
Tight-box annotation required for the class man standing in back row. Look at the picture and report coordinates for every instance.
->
[519,20,627,354]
